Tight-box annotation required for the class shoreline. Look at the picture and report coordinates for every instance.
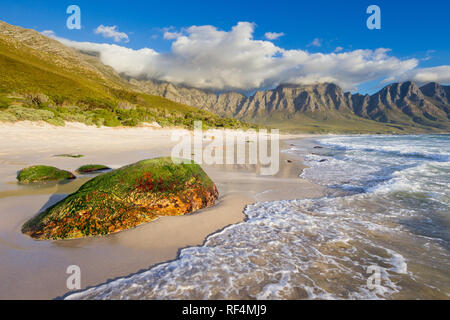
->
[0,121,324,300]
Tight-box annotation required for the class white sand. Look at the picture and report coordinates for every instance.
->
[0,121,323,299]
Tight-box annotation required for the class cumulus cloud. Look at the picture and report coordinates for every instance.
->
[265,32,284,40]
[94,25,129,43]
[46,22,449,92]
[57,38,159,77]
[334,46,344,53]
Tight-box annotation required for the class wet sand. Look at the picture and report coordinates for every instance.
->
[0,121,324,300]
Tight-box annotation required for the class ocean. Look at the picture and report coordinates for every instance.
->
[67,135,449,300]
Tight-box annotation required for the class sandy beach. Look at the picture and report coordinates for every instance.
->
[0,121,324,300]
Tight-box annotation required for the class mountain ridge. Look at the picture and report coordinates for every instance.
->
[131,79,450,132]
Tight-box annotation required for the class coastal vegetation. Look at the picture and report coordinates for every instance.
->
[0,92,253,130]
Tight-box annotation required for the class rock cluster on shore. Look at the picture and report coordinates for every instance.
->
[22,157,219,240]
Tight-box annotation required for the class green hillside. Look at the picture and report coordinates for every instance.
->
[256,115,424,134]
[0,22,255,129]
[248,109,444,134]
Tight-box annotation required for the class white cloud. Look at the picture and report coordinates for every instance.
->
[46,22,449,92]
[41,30,55,37]
[163,31,183,40]
[57,38,159,77]
[308,38,322,47]
[421,49,436,61]
[94,25,129,43]
[334,46,344,53]
[265,32,284,40]
[400,66,450,85]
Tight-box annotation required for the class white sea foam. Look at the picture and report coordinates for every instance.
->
[67,195,426,300]
[318,135,450,162]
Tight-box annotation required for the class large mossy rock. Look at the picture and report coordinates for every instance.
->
[22,158,219,240]
[17,165,76,183]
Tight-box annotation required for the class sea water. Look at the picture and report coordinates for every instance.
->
[67,135,449,300]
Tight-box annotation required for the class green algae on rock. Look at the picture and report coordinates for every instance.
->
[22,157,219,240]
[17,165,76,183]
[76,165,111,174]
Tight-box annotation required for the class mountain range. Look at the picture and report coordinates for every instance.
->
[0,20,449,133]
[131,79,450,133]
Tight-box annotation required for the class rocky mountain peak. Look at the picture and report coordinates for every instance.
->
[421,82,449,105]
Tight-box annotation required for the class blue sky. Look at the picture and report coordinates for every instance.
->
[1,0,449,94]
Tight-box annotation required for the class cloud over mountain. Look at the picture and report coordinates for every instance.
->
[94,25,129,43]
[405,66,450,85]
[49,22,449,93]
